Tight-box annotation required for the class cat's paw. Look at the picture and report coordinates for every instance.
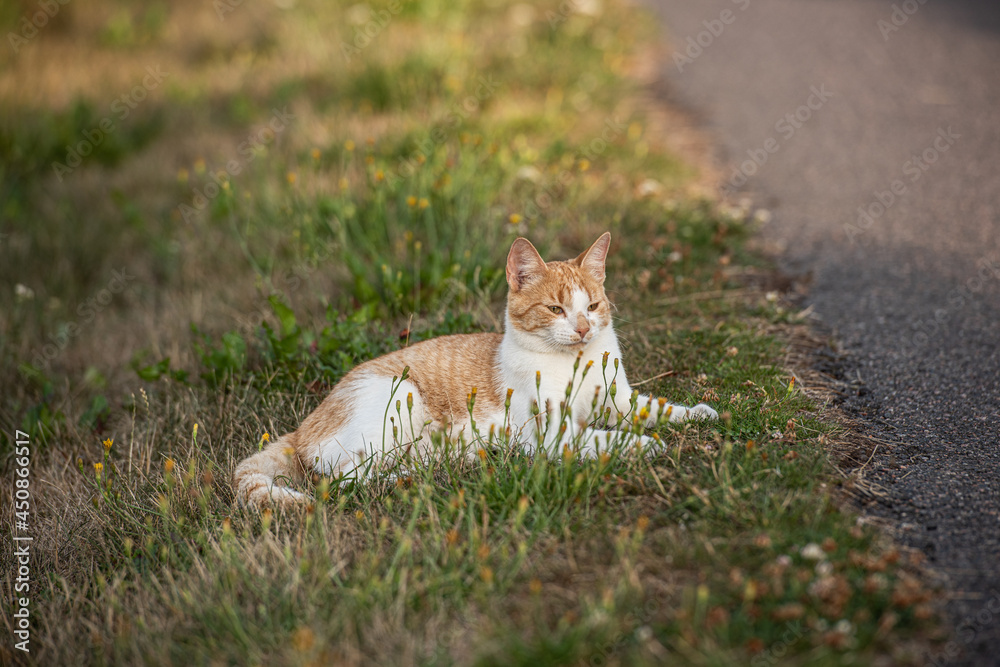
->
[686,403,719,421]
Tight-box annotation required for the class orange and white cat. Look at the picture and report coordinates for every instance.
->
[234,232,718,506]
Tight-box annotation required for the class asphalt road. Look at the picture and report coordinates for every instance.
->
[649,0,1000,663]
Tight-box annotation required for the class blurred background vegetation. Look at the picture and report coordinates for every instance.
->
[0,1,939,664]
[1,0,704,447]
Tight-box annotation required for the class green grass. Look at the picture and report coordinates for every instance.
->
[0,0,938,664]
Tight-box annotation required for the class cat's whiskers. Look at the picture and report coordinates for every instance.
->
[233,231,719,507]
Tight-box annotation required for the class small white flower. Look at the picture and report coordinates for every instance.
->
[635,179,663,198]
[834,619,854,635]
[800,543,825,560]
[509,4,537,27]
[575,0,603,17]
[346,3,371,24]
[15,284,34,300]
[721,205,745,222]
[515,165,542,183]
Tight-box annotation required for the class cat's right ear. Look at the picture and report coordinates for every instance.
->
[506,238,547,291]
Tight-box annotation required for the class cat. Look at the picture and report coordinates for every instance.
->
[233,232,718,507]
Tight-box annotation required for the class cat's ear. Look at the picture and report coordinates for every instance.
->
[506,237,547,291]
[574,231,611,283]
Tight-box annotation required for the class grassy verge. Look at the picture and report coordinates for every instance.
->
[1,0,938,664]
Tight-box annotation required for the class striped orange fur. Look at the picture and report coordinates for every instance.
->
[233,232,718,507]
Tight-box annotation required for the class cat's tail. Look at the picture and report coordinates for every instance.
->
[233,434,311,508]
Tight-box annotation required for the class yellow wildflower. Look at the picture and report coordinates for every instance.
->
[102,437,113,452]
[509,213,522,225]
[344,140,355,152]
[418,198,429,209]
[286,172,297,185]
[406,196,417,207]
[311,148,321,160]
[164,458,175,473]
[292,627,315,653]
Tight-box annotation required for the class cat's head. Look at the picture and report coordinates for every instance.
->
[504,232,613,353]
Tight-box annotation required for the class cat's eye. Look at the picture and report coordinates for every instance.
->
[548,306,564,314]
[588,302,600,311]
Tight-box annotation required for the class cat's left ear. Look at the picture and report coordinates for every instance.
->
[574,231,611,283]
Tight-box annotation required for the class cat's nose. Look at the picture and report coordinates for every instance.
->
[576,325,590,340]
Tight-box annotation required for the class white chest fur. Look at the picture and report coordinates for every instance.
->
[498,324,627,439]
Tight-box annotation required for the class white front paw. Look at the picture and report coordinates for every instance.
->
[686,403,719,421]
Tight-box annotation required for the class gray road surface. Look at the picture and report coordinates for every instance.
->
[649,0,1000,663]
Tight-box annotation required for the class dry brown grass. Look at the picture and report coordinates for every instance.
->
[0,0,943,664]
